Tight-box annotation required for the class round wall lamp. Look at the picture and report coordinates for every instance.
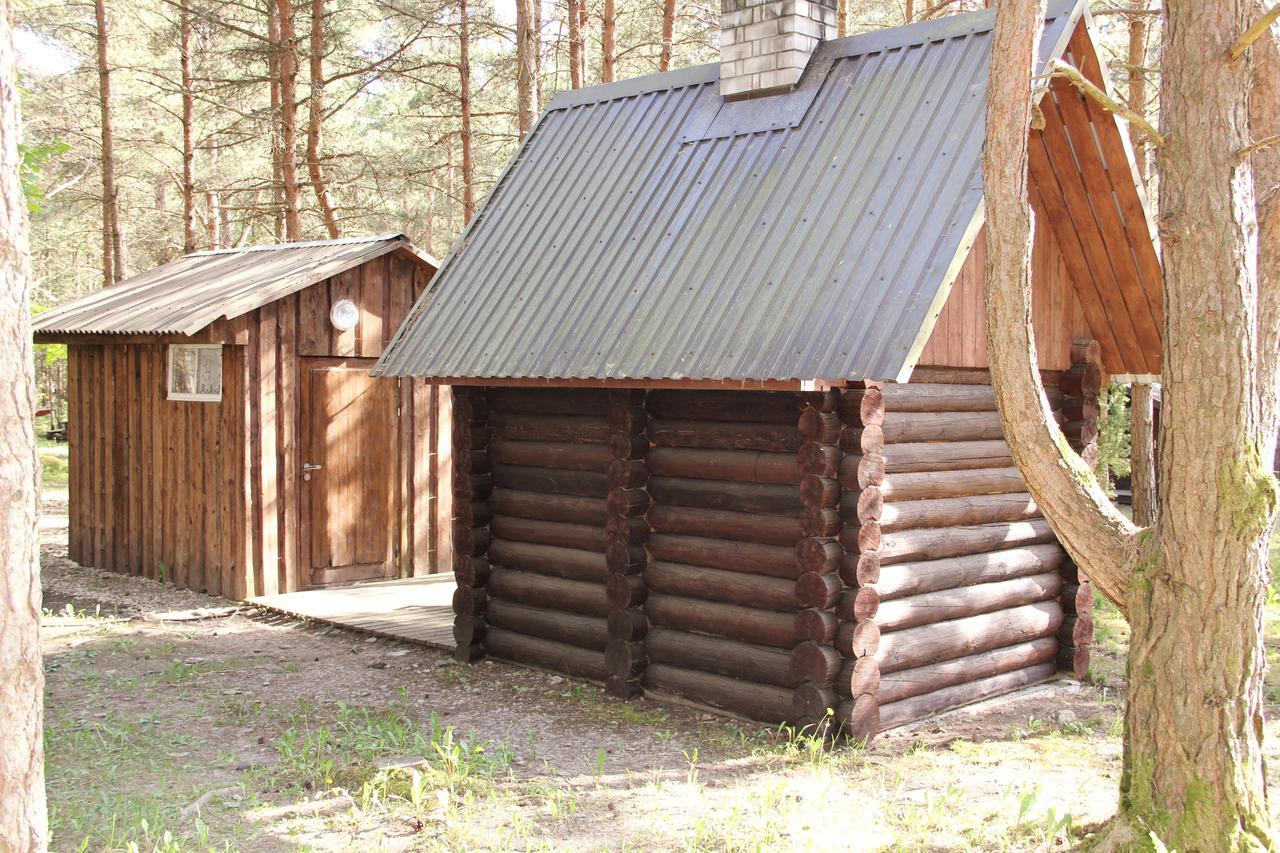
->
[330,298,359,331]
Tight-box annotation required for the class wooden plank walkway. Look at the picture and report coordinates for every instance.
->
[249,574,455,647]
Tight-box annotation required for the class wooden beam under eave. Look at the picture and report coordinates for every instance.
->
[412,376,822,391]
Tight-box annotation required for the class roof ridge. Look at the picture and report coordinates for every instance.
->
[188,233,404,257]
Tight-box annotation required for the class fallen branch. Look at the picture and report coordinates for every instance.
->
[1041,59,1166,148]
[1230,3,1280,61]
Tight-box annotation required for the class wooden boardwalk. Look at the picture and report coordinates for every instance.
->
[249,574,455,648]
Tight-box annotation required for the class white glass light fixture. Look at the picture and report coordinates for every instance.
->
[330,298,359,331]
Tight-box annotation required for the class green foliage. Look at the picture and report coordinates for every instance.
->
[19,138,68,215]
[1094,380,1132,494]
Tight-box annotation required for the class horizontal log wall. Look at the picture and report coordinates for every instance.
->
[68,343,247,597]
[836,371,1074,736]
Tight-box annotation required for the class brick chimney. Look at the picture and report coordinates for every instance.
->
[720,0,837,99]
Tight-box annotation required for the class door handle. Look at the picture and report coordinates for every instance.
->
[303,462,321,481]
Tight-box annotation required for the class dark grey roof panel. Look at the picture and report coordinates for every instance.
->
[377,1,1080,382]
[33,234,437,336]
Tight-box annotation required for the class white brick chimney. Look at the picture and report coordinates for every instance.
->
[720,0,837,99]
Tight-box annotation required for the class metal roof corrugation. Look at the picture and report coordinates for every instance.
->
[33,234,433,336]
[377,2,1078,383]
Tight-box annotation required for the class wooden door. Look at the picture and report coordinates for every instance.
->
[300,359,398,586]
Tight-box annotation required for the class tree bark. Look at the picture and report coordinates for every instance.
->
[1126,1,1149,181]
[458,0,474,222]
[306,0,340,238]
[660,0,675,71]
[267,3,284,239]
[274,0,302,240]
[94,0,125,284]
[1130,382,1157,526]
[0,2,47,845]
[601,0,616,83]
[1250,8,1279,469]
[516,0,537,138]
[179,0,198,254]
[568,0,584,88]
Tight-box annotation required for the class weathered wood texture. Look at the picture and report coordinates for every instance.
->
[65,253,449,597]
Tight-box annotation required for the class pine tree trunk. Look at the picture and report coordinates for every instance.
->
[568,0,583,88]
[601,0,616,83]
[94,0,125,284]
[0,3,47,846]
[659,0,675,71]
[1127,3,1148,181]
[180,0,198,254]
[274,0,302,240]
[268,4,284,240]
[905,0,914,22]
[1130,382,1157,526]
[516,0,536,138]
[458,0,474,223]
[307,0,340,237]
[1250,7,1279,465]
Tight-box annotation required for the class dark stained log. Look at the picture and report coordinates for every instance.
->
[606,541,646,574]
[492,464,609,498]
[606,640,646,676]
[463,474,494,501]
[873,519,1056,565]
[489,412,611,444]
[489,515,607,552]
[1062,420,1100,444]
[610,433,649,460]
[454,612,486,645]
[851,520,881,554]
[452,585,486,615]
[835,586,880,623]
[838,424,885,455]
[645,390,800,424]
[607,458,648,488]
[488,539,608,581]
[1058,614,1093,648]
[834,619,881,659]
[791,640,843,684]
[605,573,646,607]
[646,627,798,688]
[795,537,842,574]
[796,389,840,412]
[839,385,885,424]
[1060,396,1101,423]
[848,383,997,413]
[453,423,492,452]
[643,664,796,723]
[485,627,609,681]
[455,500,494,527]
[852,466,1027,500]
[879,440,1014,474]
[485,599,609,649]
[648,505,801,547]
[1058,644,1091,679]
[798,409,841,444]
[649,419,802,453]
[874,601,1065,674]
[836,694,880,742]
[848,552,881,586]
[645,594,796,648]
[1070,339,1101,365]
[455,556,492,587]
[875,663,1057,733]
[455,643,484,662]
[797,443,841,477]
[1059,362,1103,398]
[647,534,798,579]
[794,607,838,643]
[648,476,800,515]
[606,675,643,698]
[606,515,651,546]
[847,656,881,697]
[645,560,799,611]
[488,567,610,616]
[487,387,611,417]
[1062,581,1094,616]
[490,488,607,526]
[793,683,839,722]
[880,411,1006,443]
[646,447,800,485]
[868,543,1067,600]
[455,448,492,476]
[875,492,1041,533]
[606,487,651,517]
[853,488,883,522]
[608,606,648,641]
[799,474,840,508]
[876,638,1059,704]
[489,439,612,472]
[795,572,841,609]
[800,507,842,537]
[455,524,492,557]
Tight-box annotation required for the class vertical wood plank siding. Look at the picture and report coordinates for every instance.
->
[63,252,449,596]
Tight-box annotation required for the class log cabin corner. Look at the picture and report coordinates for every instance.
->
[34,234,454,599]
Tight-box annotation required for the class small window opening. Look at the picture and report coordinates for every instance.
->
[168,344,223,402]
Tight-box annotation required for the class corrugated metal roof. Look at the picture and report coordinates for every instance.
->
[377,1,1080,383]
[33,234,437,336]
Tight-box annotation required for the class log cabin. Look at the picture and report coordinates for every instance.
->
[34,234,453,599]
[375,0,1160,738]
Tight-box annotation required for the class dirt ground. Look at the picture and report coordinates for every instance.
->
[36,492,1280,852]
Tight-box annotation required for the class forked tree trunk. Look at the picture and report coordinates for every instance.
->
[94,0,125,284]
[274,0,302,240]
[568,0,583,88]
[307,0,340,237]
[601,0,616,83]
[660,0,675,70]
[458,0,474,222]
[0,3,46,847]
[180,0,198,254]
[1129,382,1157,526]
[984,0,1276,846]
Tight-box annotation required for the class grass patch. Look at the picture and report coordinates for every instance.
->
[40,450,68,490]
[546,682,670,727]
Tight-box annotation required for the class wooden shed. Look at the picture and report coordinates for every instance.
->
[34,235,453,599]
[376,0,1158,737]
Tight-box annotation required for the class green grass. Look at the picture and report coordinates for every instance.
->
[39,449,68,490]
